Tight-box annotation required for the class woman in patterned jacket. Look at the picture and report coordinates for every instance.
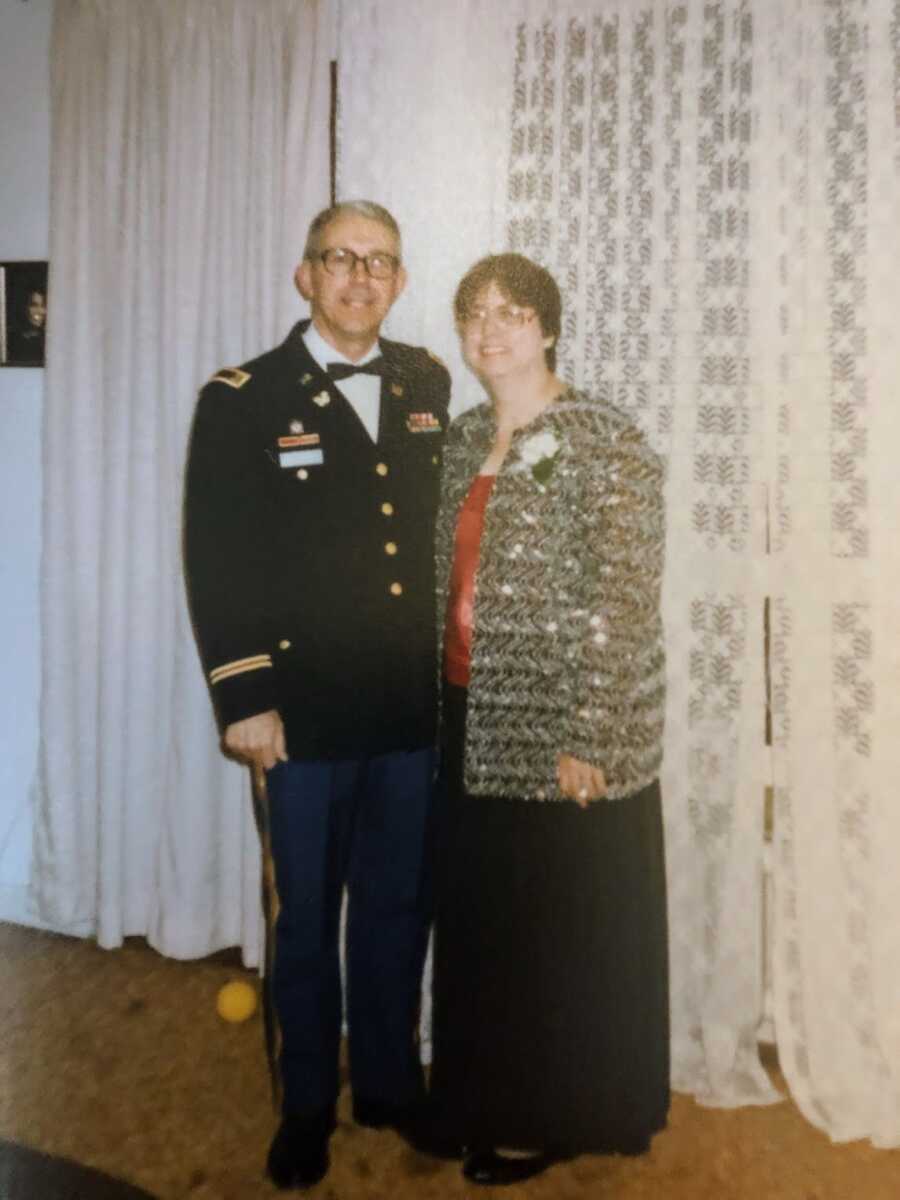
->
[428,253,670,1185]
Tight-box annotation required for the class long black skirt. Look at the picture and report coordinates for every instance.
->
[429,684,670,1156]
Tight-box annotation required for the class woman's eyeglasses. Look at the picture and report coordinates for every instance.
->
[461,304,533,331]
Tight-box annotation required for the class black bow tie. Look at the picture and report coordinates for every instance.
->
[326,357,384,381]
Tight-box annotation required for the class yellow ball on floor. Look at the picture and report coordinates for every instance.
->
[216,980,257,1023]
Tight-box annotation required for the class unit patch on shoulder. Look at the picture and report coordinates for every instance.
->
[210,367,251,389]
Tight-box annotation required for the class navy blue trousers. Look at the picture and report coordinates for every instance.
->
[263,748,436,1117]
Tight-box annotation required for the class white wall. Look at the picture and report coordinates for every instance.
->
[0,0,53,926]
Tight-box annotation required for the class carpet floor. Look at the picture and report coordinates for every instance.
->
[1,922,897,1199]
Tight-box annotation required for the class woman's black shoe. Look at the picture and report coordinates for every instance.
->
[462,1148,565,1186]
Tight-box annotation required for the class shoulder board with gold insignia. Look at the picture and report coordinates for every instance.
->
[209,367,251,389]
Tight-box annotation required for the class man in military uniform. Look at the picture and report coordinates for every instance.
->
[184,201,450,1190]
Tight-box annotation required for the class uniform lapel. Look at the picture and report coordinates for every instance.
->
[376,341,404,445]
[284,321,374,452]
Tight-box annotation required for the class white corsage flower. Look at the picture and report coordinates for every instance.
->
[519,431,560,484]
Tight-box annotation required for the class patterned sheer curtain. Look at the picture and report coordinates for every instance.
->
[759,0,900,1146]
[339,0,900,1142]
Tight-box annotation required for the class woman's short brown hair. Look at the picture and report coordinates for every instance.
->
[453,253,562,371]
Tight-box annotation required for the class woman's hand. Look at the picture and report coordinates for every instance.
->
[558,753,607,808]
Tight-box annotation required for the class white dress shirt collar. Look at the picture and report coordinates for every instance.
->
[301,321,381,371]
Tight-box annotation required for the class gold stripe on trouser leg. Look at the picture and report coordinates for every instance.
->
[252,765,283,1112]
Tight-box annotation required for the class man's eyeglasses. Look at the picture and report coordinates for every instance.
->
[460,304,533,331]
[317,247,400,280]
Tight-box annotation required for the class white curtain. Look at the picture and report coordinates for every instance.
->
[761,0,900,1148]
[36,0,331,963]
[339,0,900,1143]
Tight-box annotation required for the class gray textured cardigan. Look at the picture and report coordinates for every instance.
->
[436,390,666,802]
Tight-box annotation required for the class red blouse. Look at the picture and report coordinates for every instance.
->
[443,474,496,688]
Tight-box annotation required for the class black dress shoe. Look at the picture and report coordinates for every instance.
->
[266,1107,336,1191]
[462,1147,565,1186]
[352,1094,410,1130]
[353,1096,464,1160]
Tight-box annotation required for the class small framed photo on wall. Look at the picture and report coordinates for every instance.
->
[1,260,48,368]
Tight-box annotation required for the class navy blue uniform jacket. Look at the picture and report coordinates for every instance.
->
[184,320,450,760]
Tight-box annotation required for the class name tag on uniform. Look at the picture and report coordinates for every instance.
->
[279,448,324,468]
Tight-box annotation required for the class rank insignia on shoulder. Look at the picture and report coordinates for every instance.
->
[426,349,446,368]
[210,366,251,389]
[390,382,404,397]
[313,391,331,407]
[407,411,442,434]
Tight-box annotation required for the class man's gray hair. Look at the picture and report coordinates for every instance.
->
[303,200,402,261]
